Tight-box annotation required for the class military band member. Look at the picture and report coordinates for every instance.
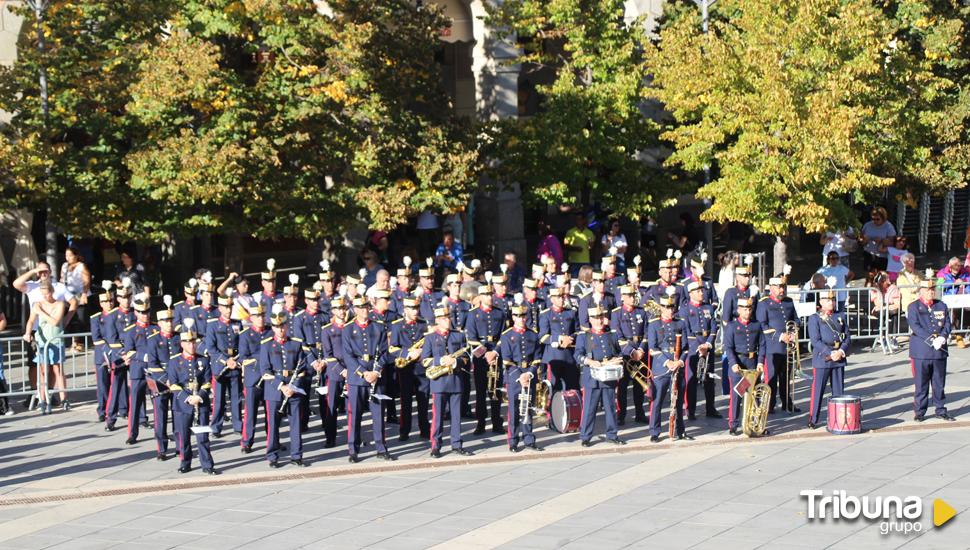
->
[416,262,441,322]
[421,306,474,458]
[193,282,219,343]
[238,304,268,453]
[389,297,429,441]
[172,278,200,330]
[258,259,281,322]
[578,272,616,330]
[756,273,800,413]
[297,288,326,430]
[146,304,179,460]
[342,297,392,462]
[465,284,506,435]
[280,278,303,336]
[807,290,850,429]
[678,253,717,308]
[615,264,647,305]
[647,293,689,441]
[205,295,242,438]
[720,261,758,393]
[122,293,153,444]
[539,287,579,393]
[390,259,414,315]
[259,306,309,468]
[724,297,767,435]
[113,281,136,421]
[316,260,337,319]
[680,281,720,419]
[612,285,650,425]
[166,325,218,475]
[522,279,544,332]
[319,297,349,447]
[644,256,682,311]
[574,306,625,446]
[491,273,512,324]
[91,282,117,423]
[371,289,400,424]
[501,306,544,452]
[908,276,956,422]
[602,255,626,299]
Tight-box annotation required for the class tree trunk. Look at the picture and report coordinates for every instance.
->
[773,235,787,276]
[223,233,244,277]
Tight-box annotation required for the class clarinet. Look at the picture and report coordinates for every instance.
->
[669,333,682,440]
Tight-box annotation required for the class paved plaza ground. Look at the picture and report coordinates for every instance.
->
[1,342,970,549]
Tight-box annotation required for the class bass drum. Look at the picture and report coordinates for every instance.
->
[550,390,582,433]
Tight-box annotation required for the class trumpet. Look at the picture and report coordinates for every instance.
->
[426,346,469,380]
[519,376,532,425]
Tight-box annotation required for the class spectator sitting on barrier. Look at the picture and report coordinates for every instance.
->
[870,271,901,319]
[897,253,921,311]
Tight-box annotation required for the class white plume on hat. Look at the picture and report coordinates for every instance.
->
[514,292,524,305]
[665,286,676,297]
[163,294,172,308]
[925,268,935,278]
[101,280,113,291]
[289,273,299,285]
[783,264,792,276]
[500,263,508,275]
[426,257,434,268]
[188,277,198,288]
[666,248,673,259]
[749,284,759,296]
[633,255,641,267]
[266,258,276,272]
[608,246,617,256]
[121,277,132,289]
[338,283,348,296]
[456,261,465,272]
[403,256,412,268]
[674,250,682,260]
[826,276,837,288]
[744,254,754,266]
[358,268,366,279]
[184,318,195,330]
[700,252,708,263]
[556,274,566,287]
[484,271,493,283]
[471,258,481,269]
[561,262,569,273]
[357,283,366,295]
[271,303,284,315]
[320,259,330,272]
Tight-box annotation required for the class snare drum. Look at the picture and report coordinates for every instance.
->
[590,364,623,382]
[827,395,862,434]
[550,390,581,433]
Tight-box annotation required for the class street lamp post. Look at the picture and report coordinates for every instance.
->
[693,0,715,277]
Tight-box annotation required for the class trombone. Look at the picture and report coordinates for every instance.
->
[784,320,802,412]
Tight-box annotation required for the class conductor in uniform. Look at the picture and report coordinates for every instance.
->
[908,274,956,422]
[806,289,850,429]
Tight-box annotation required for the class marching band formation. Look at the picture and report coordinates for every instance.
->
[87,250,956,475]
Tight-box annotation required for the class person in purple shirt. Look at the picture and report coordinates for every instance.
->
[535,220,564,267]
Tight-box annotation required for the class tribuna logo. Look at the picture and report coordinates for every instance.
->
[801,490,924,535]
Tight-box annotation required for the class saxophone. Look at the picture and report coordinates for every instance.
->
[741,368,770,437]
[395,337,425,369]
[425,346,469,380]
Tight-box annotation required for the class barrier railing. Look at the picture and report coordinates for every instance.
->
[0,332,98,402]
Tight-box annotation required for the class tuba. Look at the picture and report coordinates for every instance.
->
[740,368,770,437]
[784,320,802,412]
[533,377,551,427]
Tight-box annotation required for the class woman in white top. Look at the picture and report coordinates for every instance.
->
[23,280,67,414]
[859,206,896,272]
[716,251,739,302]
[600,219,628,271]
[61,247,91,352]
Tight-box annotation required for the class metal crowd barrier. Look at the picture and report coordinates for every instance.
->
[0,332,98,402]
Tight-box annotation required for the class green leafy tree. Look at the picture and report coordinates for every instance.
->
[0,0,479,244]
[647,0,949,235]
[483,0,676,218]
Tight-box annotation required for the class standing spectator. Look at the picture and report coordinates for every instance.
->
[368,231,391,267]
[884,236,909,283]
[716,251,739,303]
[361,249,385,287]
[217,273,255,324]
[938,256,970,296]
[562,214,593,275]
[443,211,465,245]
[859,207,896,272]
[536,220,565,267]
[416,209,440,259]
[503,251,525,293]
[600,219,628,272]
[22,280,67,414]
[60,246,91,352]
[897,253,921,310]
[115,246,150,295]
[639,216,659,272]
[817,251,853,306]
[572,265,593,301]
[0,310,9,415]
[820,227,857,269]
[434,230,463,272]
[668,212,701,256]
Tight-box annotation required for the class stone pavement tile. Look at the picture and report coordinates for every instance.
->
[127,530,200,548]
[71,508,145,528]
[829,526,912,550]
[199,508,266,524]
[105,541,176,550]
[350,519,412,538]
[396,517,492,541]
[377,509,448,526]
[110,514,188,532]
[149,504,222,520]
[0,506,43,521]
[164,518,235,536]
[180,535,253,550]
[779,521,868,547]
[296,529,387,549]
[45,537,124,550]
[31,520,103,538]
[679,510,753,528]
[0,533,70,550]
[497,532,576,550]
[210,518,289,539]
[365,536,438,550]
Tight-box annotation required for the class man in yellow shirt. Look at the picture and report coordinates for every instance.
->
[564,213,595,275]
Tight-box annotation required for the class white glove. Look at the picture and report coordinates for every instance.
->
[932,336,946,350]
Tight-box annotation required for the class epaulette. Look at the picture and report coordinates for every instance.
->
[107,307,118,314]
[295,310,305,317]
[539,308,550,315]
[174,300,185,307]
[759,296,770,302]
[261,336,273,344]
[468,306,479,313]
[123,323,135,331]
[611,306,620,313]
[291,337,304,342]
[148,331,159,340]
[190,305,199,310]
[90,312,101,319]
[240,327,250,336]
[502,327,514,335]
[424,329,436,336]
[391,318,402,324]
[207,317,218,323]
[323,322,332,329]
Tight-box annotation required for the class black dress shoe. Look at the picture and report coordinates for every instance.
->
[104,425,115,432]
[378,452,395,461]
[617,418,626,426]
[178,465,191,474]
[729,428,740,436]
[203,468,219,475]
[687,413,697,421]
[399,434,409,442]
[607,438,626,445]
[937,413,957,421]
[914,414,925,422]
[509,445,519,453]
[156,453,169,461]
[581,440,592,447]
[789,406,802,413]
[241,446,252,454]
[634,416,649,424]
[430,449,442,459]
[125,437,136,445]
[650,435,660,443]
[677,433,694,441]
[141,421,151,429]
[269,460,281,469]
[807,422,817,430]
[324,440,335,448]
[348,455,360,464]
[291,459,309,467]
[211,432,223,439]
[525,443,543,452]
[472,425,486,435]
[98,414,106,422]
[455,448,474,456]
[768,409,776,415]
[707,411,723,419]
[491,426,505,435]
